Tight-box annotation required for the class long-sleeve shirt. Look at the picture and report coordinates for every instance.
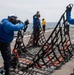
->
[66,11,74,24]
[42,20,46,26]
[0,18,25,43]
[33,15,41,28]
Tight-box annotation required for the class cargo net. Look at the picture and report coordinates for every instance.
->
[0,4,74,75]
[15,5,74,74]
[23,4,74,69]
[26,31,46,48]
[12,26,29,57]
[12,28,46,58]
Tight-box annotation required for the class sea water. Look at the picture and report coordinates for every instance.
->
[26,22,57,31]
[26,22,74,32]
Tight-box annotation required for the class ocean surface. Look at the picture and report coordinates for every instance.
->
[14,22,74,35]
[26,22,57,31]
[26,22,74,32]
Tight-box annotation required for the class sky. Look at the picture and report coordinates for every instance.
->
[0,0,74,22]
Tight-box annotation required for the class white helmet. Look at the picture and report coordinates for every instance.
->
[8,14,17,18]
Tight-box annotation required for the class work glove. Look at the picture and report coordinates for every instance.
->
[40,28,42,31]
[25,19,29,25]
[23,20,29,32]
[39,28,42,32]
[17,20,23,23]
[66,4,73,12]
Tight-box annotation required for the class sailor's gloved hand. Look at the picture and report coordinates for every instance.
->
[40,28,43,31]
[17,20,23,23]
[23,20,29,32]
[25,19,29,25]
[39,28,42,32]
[66,4,73,12]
